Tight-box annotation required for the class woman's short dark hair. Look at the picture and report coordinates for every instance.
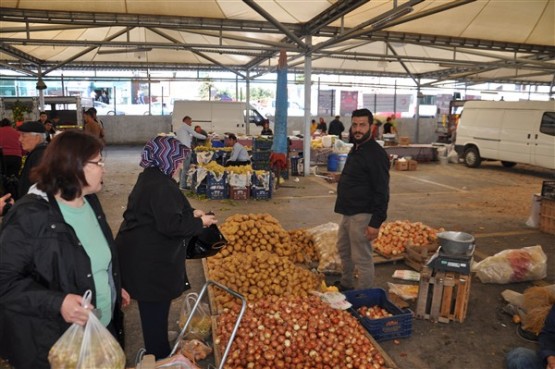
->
[31,130,104,200]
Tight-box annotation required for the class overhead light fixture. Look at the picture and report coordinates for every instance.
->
[97,47,153,55]
[36,77,47,90]
[371,6,414,30]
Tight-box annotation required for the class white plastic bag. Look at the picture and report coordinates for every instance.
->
[472,245,547,284]
[178,293,211,340]
[306,222,342,273]
[49,290,125,369]
[525,194,542,228]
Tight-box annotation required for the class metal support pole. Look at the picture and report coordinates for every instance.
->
[246,70,251,136]
[415,81,421,144]
[303,36,312,176]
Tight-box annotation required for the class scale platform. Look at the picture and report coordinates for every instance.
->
[427,245,474,275]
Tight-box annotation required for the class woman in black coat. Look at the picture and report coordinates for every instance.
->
[0,130,129,369]
[116,135,217,359]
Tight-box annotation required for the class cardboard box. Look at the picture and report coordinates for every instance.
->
[408,160,418,171]
[395,160,409,171]
[399,136,411,146]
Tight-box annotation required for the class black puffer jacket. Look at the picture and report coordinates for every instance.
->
[0,191,123,369]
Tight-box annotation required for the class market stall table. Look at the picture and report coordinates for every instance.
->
[384,144,438,162]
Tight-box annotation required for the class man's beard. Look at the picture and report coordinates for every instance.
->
[353,130,371,144]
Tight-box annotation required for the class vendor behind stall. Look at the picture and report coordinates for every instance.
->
[225,134,250,167]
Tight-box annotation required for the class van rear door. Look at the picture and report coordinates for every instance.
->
[533,111,555,169]
[498,109,533,164]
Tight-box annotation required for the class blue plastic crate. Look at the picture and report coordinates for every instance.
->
[252,161,270,170]
[344,288,413,342]
[251,151,271,162]
[253,138,273,151]
[251,187,272,200]
[211,140,224,148]
[206,172,228,199]
[251,172,273,200]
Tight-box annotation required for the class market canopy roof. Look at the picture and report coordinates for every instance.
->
[0,0,554,87]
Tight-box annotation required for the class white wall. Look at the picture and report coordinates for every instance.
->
[101,115,439,145]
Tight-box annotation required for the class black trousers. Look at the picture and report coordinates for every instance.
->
[137,300,172,359]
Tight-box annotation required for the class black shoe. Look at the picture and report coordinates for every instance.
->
[333,280,354,292]
[516,325,539,342]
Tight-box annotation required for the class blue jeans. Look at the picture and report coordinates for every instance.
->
[506,347,543,369]
[336,213,374,289]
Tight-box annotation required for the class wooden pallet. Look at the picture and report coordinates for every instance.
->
[373,250,405,264]
[403,243,438,271]
[415,266,471,323]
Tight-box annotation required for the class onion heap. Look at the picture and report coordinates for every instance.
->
[217,213,294,260]
[288,229,319,264]
[215,295,391,369]
[373,220,444,256]
[357,306,393,319]
[206,251,321,311]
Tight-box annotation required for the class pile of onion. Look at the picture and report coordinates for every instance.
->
[373,220,444,256]
[215,295,391,369]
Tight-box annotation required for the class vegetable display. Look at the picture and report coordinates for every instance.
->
[216,295,391,369]
[206,251,320,310]
[373,220,443,256]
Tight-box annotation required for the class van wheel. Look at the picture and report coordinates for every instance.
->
[501,161,516,168]
[464,147,481,168]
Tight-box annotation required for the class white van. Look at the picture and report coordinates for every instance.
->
[455,100,555,169]
[171,100,266,135]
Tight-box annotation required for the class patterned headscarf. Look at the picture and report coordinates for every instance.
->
[140,135,190,176]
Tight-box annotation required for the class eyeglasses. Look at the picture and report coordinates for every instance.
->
[87,159,105,167]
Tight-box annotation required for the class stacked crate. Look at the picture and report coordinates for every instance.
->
[540,181,555,235]
[251,138,272,171]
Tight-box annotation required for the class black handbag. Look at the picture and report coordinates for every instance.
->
[186,224,227,259]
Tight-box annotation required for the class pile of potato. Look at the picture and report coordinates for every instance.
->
[373,220,443,256]
[206,250,321,310]
[217,213,295,260]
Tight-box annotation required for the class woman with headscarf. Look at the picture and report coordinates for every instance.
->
[115,135,217,359]
[0,130,128,369]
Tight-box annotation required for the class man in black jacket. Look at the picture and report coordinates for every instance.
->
[334,108,390,291]
[328,115,345,137]
[17,121,47,199]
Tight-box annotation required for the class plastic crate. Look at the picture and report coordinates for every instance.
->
[253,138,273,151]
[251,187,272,200]
[344,288,412,342]
[251,151,271,162]
[251,172,273,200]
[211,140,224,148]
[252,161,270,170]
[207,172,228,199]
[541,181,555,200]
[230,186,250,200]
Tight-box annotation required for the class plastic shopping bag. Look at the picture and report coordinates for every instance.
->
[472,245,547,284]
[178,293,211,340]
[49,290,125,369]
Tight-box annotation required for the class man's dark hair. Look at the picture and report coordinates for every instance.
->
[182,116,191,122]
[39,111,47,116]
[0,118,12,127]
[228,133,237,141]
[352,108,373,122]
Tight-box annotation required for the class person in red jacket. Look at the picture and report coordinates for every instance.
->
[0,118,23,178]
